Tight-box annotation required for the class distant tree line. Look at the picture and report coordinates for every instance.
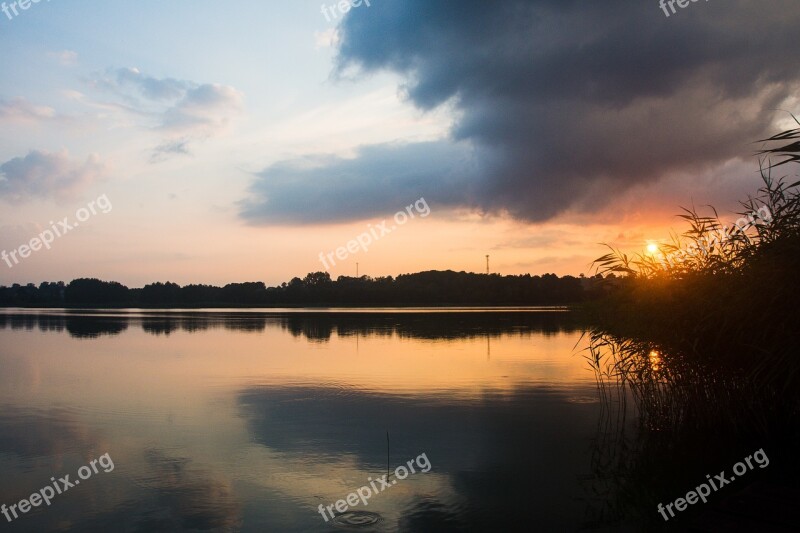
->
[0,270,613,308]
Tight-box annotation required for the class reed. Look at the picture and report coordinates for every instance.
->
[588,122,800,395]
[577,123,800,526]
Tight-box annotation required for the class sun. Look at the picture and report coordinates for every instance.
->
[646,243,659,254]
[649,350,662,372]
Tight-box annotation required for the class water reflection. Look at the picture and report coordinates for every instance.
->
[131,449,242,531]
[0,309,583,341]
[0,309,609,532]
[582,333,800,530]
[0,407,104,463]
[238,383,600,531]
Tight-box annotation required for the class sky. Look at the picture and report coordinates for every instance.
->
[1,0,799,287]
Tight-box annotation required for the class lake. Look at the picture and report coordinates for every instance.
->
[0,309,621,532]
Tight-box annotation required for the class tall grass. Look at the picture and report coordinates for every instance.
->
[577,124,800,527]
[584,123,800,518]
[594,116,800,281]
[593,167,798,280]
[587,121,800,396]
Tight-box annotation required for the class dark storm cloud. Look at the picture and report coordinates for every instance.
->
[240,140,481,224]
[243,0,800,223]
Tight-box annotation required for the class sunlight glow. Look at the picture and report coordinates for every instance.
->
[649,350,662,372]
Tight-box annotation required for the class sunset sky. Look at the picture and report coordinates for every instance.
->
[1,0,799,287]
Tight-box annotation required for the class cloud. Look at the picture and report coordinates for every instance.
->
[0,150,105,203]
[92,67,190,103]
[243,0,800,224]
[161,83,244,135]
[240,140,480,224]
[0,97,58,122]
[151,139,191,163]
[89,68,243,160]
[48,49,79,67]
[314,28,340,49]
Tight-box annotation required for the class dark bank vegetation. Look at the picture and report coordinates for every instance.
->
[589,124,800,409]
[0,270,606,308]
[582,123,800,528]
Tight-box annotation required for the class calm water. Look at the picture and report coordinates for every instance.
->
[0,309,612,532]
